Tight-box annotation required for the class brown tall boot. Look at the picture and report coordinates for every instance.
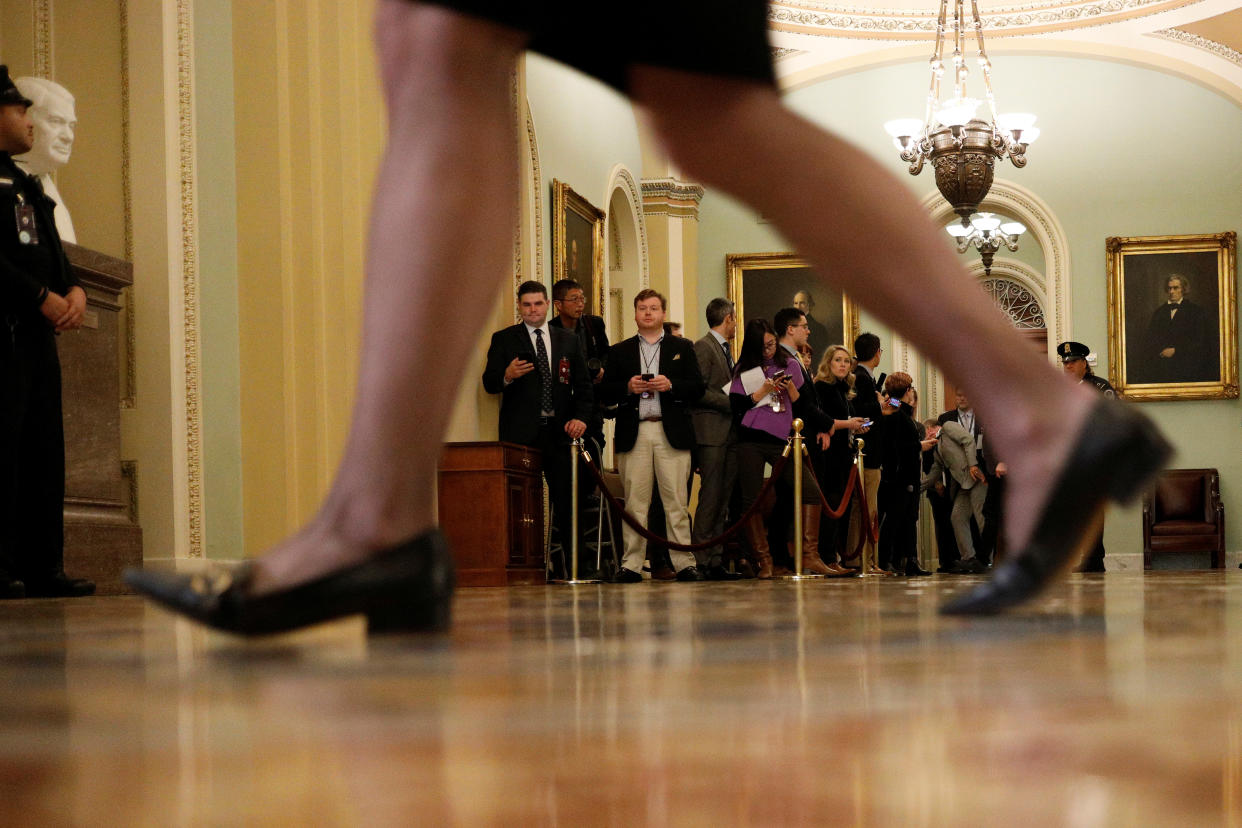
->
[744,515,774,580]
[800,506,832,576]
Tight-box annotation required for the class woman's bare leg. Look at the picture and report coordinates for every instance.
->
[631,68,1093,556]
[249,2,526,594]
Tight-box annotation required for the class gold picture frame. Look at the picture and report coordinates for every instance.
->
[1106,231,1238,401]
[552,179,606,315]
[726,252,860,363]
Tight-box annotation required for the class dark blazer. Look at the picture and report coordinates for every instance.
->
[691,332,734,447]
[780,344,833,437]
[550,313,610,373]
[599,333,705,453]
[852,365,886,469]
[0,153,77,318]
[482,323,593,446]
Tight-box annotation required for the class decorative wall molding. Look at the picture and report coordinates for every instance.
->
[772,47,807,61]
[1150,28,1242,69]
[33,0,51,78]
[769,0,1197,39]
[522,97,544,321]
[608,166,650,290]
[176,0,203,558]
[120,0,135,409]
[640,177,706,220]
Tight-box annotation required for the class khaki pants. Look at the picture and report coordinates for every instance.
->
[619,421,695,575]
[845,466,882,564]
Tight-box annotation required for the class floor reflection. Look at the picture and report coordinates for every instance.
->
[0,571,1239,824]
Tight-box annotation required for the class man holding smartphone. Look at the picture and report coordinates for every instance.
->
[598,289,705,582]
[482,281,594,579]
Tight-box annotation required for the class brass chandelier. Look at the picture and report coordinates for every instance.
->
[884,0,1039,222]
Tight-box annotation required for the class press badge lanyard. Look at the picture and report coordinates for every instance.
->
[15,193,38,246]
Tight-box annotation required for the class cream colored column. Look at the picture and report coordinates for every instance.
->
[121,0,202,564]
[640,178,704,336]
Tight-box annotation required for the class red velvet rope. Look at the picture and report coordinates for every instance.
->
[579,450,790,551]
[578,442,870,552]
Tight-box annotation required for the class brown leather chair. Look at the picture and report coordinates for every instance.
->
[1142,468,1225,569]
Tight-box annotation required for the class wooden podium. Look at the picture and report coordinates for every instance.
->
[438,442,546,586]
[59,244,142,594]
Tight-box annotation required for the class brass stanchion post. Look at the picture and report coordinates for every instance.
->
[854,437,876,578]
[554,438,602,585]
[780,419,823,581]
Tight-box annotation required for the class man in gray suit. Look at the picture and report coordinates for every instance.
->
[691,298,741,580]
[925,419,989,573]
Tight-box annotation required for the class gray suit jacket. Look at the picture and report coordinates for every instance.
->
[691,332,735,447]
[925,420,980,491]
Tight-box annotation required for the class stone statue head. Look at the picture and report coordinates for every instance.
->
[13,77,75,174]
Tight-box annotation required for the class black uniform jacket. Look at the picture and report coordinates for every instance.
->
[0,153,77,318]
[482,323,594,446]
[598,333,705,453]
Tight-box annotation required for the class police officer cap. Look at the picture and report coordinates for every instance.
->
[1057,341,1091,363]
[0,66,33,109]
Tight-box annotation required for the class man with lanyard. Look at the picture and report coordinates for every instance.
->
[1059,341,1114,572]
[598,289,704,582]
[0,66,94,599]
[938,390,1006,573]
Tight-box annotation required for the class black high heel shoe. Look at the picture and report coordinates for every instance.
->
[940,399,1170,616]
[124,528,455,635]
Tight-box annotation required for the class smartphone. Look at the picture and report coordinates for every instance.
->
[641,373,654,381]
[770,370,787,382]
[888,397,902,408]
[860,419,873,428]
[517,350,536,364]
[876,372,887,389]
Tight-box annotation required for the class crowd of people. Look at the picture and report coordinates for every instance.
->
[484,278,1043,582]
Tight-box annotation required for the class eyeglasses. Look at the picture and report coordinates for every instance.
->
[561,295,586,304]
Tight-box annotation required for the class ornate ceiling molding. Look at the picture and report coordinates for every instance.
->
[640,178,706,220]
[769,0,1201,40]
[1150,28,1242,68]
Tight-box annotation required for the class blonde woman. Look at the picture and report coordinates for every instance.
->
[813,345,869,571]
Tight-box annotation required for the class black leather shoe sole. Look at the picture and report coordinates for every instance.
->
[941,399,1170,616]
[0,579,25,600]
[124,528,455,636]
[25,577,96,598]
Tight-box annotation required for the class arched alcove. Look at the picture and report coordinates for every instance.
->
[603,164,648,342]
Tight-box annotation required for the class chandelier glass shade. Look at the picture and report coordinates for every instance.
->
[883,0,1039,219]
[946,212,1025,275]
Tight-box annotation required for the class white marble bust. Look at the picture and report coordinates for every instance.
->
[13,76,77,243]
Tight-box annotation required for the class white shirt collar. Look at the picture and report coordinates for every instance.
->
[709,329,728,347]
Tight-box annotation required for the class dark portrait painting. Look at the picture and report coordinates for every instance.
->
[552,180,605,314]
[726,253,859,364]
[1107,232,1238,401]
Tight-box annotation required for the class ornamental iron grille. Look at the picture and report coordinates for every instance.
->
[982,277,1044,329]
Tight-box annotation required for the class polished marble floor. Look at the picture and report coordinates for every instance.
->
[2,571,1241,826]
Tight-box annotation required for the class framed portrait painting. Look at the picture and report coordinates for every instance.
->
[726,253,860,364]
[552,179,605,315]
[1106,232,1238,401]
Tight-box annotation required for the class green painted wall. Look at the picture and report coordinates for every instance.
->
[526,55,644,274]
[697,54,1242,561]
[196,0,244,559]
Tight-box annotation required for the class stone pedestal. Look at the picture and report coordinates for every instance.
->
[59,243,141,594]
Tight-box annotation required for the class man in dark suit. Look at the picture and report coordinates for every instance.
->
[792,290,830,363]
[1059,340,1114,572]
[482,281,593,578]
[845,332,885,570]
[1142,273,1214,384]
[691,297,741,579]
[599,289,705,582]
[550,278,610,452]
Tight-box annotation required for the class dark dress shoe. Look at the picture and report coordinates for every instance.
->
[676,566,701,582]
[0,576,25,599]
[706,563,742,581]
[948,557,986,575]
[615,568,643,583]
[25,573,96,598]
[903,560,932,577]
[942,399,1170,616]
[124,528,455,635]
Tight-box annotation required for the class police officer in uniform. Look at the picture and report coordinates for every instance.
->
[1059,341,1114,572]
[0,66,94,599]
